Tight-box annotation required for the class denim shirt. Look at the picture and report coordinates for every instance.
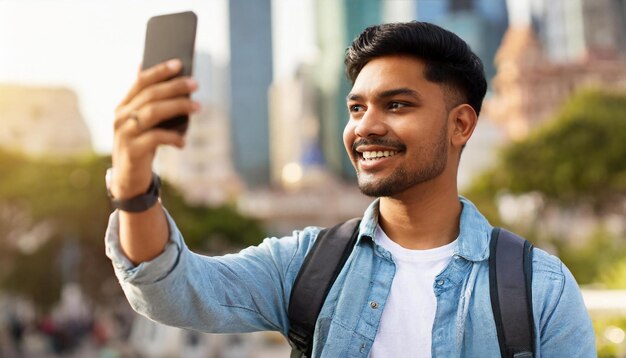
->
[105,197,596,357]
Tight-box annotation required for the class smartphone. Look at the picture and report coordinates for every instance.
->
[142,11,197,134]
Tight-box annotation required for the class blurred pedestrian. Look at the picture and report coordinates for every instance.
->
[8,313,24,354]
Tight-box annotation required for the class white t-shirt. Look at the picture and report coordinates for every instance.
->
[370,225,457,358]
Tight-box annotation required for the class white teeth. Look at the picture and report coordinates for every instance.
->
[362,150,397,160]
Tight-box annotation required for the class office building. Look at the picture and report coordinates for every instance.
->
[228,0,274,188]
[485,1,626,139]
[0,85,92,157]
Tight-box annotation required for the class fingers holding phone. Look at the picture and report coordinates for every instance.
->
[126,72,199,118]
[111,60,200,199]
[116,61,200,135]
[124,93,200,136]
[119,59,184,108]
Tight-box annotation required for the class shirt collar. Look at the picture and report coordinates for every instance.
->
[357,196,492,262]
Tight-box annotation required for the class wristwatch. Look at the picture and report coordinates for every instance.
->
[105,168,161,212]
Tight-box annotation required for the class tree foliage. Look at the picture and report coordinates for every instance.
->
[160,183,266,252]
[468,88,626,212]
[0,150,112,310]
[551,226,626,286]
[0,150,265,312]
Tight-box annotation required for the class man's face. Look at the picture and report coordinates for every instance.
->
[343,55,452,197]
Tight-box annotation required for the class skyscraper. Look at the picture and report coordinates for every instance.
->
[229,0,273,188]
[484,0,626,139]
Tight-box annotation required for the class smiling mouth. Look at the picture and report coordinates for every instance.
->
[361,150,399,160]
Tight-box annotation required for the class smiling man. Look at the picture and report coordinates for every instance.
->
[105,22,595,357]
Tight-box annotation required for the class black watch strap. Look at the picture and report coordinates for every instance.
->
[107,171,161,213]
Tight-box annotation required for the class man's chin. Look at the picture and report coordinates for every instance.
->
[358,181,399,198]
[359,188,380,198]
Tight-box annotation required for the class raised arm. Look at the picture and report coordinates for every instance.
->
[109,59,200,264]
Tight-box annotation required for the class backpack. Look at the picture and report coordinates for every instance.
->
[287,219,535,358]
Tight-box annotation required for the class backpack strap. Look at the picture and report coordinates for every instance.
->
[287,218,361,358]
[489,227,535,358]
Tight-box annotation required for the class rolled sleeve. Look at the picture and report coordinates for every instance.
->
[104,208,183,285]
[103,206,321,335]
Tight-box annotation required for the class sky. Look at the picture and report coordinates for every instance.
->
[0,0,315,153]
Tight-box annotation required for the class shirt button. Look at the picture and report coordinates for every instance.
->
[437,279,445,286]
[370,301,379,309]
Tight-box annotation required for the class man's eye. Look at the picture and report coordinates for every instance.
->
[388,102,406,110]
[349,104,364,112]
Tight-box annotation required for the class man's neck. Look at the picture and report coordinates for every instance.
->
[377,180,461,250]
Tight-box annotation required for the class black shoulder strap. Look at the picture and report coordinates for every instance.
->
[287,218,361,357]
[489,227,535,358]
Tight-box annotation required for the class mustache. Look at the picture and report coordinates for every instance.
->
[352,138,406,153]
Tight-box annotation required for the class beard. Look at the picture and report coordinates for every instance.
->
[355,125,448,197]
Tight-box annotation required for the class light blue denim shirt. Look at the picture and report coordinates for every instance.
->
[105,197,596,357]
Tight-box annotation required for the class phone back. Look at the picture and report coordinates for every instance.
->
[142,11,197,133]
[143,11,197,76]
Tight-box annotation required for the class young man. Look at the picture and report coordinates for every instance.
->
[105,22,595,357]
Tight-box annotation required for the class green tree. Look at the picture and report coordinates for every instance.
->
[467,88,626,213]
[0,150,112,310]
[0,150,266,312]
[551,226,626,286]
[160,184,266,253]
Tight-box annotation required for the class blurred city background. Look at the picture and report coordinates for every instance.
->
[1,0,625,356]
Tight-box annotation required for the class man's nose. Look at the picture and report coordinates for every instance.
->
[354,108,387,138]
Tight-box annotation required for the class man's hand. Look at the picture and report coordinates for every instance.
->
[110,59,200,265]
[111,59,200,199]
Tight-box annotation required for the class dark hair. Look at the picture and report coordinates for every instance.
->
[345,22,487,115]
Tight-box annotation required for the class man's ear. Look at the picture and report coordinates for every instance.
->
[448,104,477,149]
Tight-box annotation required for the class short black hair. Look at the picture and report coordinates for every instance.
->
[345,21,487,116]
